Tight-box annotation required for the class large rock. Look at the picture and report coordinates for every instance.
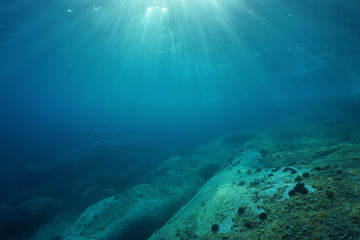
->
[0,196,62,239]
[148,150,314,239]
[149,124,360,240]
[62,137,246,240]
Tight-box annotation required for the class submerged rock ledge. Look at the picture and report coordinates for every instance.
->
[31,120,360,240]
[61,138,242,240]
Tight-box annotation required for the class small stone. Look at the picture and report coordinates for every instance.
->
[293,183,309,195]
[302,172,310,178]
[211,224,219,233]
[294,176,302,182]
[258,212,268,221]
[288,190,296,197]
[237,207,246,215]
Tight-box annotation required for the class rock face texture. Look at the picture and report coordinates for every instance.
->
[27,117,360,240]
[149,121,360,240]
[62,138,245,240]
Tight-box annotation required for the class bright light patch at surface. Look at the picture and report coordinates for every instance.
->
[146,6,168,12]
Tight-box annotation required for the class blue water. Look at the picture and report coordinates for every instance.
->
[0,0,359,239]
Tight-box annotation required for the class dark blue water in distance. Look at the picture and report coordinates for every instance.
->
[0,0,359,239]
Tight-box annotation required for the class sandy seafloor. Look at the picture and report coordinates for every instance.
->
[1,100,360,240]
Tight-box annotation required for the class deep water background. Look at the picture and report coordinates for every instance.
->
[0,0,359,237]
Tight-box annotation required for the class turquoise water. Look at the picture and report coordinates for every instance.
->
[0,0,359,239]
[1,0,359,156]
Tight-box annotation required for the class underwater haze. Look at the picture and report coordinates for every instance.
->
[1,0,359,165]
[0,0,359,239]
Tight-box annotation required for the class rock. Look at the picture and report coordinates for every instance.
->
[0,196,62,239]
[62,139,241,240]
[148,151,313,240]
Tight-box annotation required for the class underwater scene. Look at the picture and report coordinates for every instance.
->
[0,0,359,239]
